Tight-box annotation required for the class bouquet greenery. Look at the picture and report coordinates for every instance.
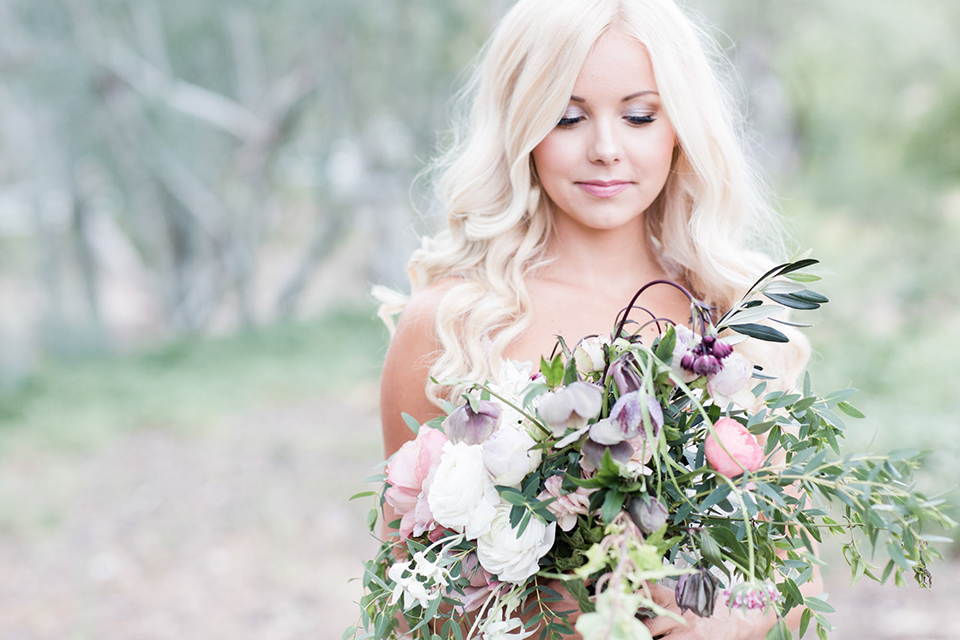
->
[347,258,954,640]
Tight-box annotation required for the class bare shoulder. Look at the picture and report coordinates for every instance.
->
[380,279,457,458]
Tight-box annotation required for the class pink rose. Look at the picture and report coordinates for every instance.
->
[704,417,764,477]
[385,426,448,539]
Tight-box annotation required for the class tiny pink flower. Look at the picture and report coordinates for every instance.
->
[704,417,764,477]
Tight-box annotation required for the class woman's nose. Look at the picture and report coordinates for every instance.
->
[588,120,621,165]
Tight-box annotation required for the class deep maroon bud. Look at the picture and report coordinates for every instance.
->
[712,340,733,359]
[443,399,501,445]
[702,335,716,348]
[627,495,669,534]
[692,354,722,376]
[680,352,696,372]
[675,567,720,617]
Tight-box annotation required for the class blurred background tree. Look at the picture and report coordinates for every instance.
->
[0,0,957,637]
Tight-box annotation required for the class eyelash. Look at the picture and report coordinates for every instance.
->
[557,115,656,127]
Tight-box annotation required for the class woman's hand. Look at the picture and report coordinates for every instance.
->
[642,583,776,640]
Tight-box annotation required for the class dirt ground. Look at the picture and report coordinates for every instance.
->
[0,392,956,640]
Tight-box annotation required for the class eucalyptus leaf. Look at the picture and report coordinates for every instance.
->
[764,292,821,310]
[729,323,790,343]
[401,412,421,435]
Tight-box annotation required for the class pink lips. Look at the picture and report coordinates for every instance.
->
[576,180,631,198]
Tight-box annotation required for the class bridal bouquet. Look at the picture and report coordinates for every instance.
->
[346,258,954,640]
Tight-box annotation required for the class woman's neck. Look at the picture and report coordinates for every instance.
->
[539,214,663,298]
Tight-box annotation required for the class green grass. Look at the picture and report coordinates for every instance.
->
[0,306,389,454]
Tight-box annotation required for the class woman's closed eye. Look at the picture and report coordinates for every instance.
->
[557,115,585,127]
[556,113,657,127]
[626,114,655,125]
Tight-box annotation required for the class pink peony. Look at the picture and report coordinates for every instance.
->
[385,426,448,539]
[704,417,764,477]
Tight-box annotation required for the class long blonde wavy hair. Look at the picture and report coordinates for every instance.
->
[377,0,809,406]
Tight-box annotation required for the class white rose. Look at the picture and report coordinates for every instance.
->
[574,336,608,374]
[708,352,755,408]
[491,359,535,401]
[427,442,499,539]
[477,502,556,583]
[482,425,541,487]
[490,360,536,431]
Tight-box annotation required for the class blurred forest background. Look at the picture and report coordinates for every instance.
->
[0,0,958,638]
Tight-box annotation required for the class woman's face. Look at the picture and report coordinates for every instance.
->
[532,29,677,235]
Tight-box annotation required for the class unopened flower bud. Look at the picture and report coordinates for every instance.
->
[692,354,722,376]
[627,495,669,534]
[443,400,501,445]
[680,352,696,372]
[675,567,720,618]
[610,353,643,395]
[712,340,733,359]
[702,335,716,348]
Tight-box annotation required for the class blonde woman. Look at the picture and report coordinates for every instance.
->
[378,0,819,637]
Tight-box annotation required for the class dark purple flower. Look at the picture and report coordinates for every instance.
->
[443,399,501,445]
[675,567,719,617]
[692,354,722,376]
[627,495,668,534]
[712,340,733,359]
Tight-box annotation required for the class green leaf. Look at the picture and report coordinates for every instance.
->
[837,401,865,419]
[729,323,789,343]
[887,542,911,570]
[563,353,580,385]
[784,578,804,607]
[517,511,532,536]
[566,578,596,613]
[700,484,732,511]
[469,393,481,413]
[401,412,421,435]
[823,388,858,404]
[699,530,726,572]
[350,491,377,501]
[766,619,791,640]
[601,489,625,524]
[655,325,677,363]
[541,355,564,387]
[784,272,822,283]
[799,608,813,638]
[764,292,821,310]
[499,489,528,507]
[342,625,358,640]
[804,596,835,613]
[791,289,829,304]
[778,258,820,275]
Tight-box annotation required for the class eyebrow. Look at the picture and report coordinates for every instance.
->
[569,90,659,103]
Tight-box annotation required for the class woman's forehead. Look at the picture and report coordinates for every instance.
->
[571,30,658,101]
